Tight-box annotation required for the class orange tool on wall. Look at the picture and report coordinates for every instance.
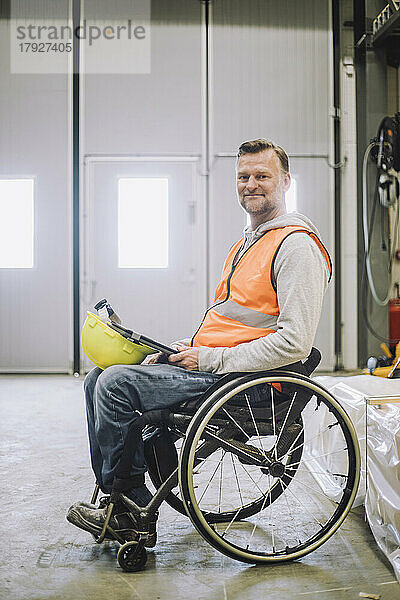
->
[389,283,400,353]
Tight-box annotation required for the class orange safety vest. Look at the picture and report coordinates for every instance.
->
[191,226,332,348]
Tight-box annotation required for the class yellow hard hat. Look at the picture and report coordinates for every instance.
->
[81,312,157,370]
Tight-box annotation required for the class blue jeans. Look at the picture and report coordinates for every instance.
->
[84,364,221,495]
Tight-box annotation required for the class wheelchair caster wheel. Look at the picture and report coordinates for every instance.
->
[117,541,147,572]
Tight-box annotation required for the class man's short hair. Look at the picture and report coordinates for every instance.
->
[237,139,289,174]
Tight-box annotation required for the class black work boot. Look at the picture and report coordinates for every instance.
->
[66,500,158,548]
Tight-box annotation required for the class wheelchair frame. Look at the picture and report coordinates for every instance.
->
[88,350,361,573]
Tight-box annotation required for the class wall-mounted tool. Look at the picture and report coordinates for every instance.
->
[361,114,400,351]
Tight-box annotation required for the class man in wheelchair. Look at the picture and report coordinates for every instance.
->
[67,139,332,552]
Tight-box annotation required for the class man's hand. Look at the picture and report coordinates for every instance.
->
[142,352,165,365]
[168,345,199,371]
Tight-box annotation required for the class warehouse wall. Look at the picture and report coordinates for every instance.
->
[355,0,398,365]
[0,1,72,371]
[82,0,335,370]
[0,0,336,371]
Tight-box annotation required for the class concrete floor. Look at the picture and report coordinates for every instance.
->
[0,375,399,600]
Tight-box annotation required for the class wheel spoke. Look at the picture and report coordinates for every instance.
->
[284,467,349,503]
[220,506,243,537]
[277,424,304,459]
[274,390,297,452]
[218,450,225,513]
[288,447,348,469]
[245,393,266,454]
[245,481,271,550]
[296,467,348,478]
[288,421,340,455]
[280,478,301,545]
[231,453,244,508]
[271,387,277,460]
[197,451,225,504]
[268,472,275,553]
[238,460,271,498]
[281,478,325,528]
[222,407,251,441]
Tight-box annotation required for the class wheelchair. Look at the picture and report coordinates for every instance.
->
[88,348,361,572]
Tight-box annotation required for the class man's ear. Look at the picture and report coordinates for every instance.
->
[282,172,291,193]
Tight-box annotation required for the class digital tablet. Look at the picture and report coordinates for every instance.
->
[108,321,179,356]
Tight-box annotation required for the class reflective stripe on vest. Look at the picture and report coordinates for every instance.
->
[191,226,332,348]
[212,299,279,330]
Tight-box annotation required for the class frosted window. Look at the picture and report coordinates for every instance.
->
[285,178,297,213]
[118,178,168,268]
[0,179,34,268]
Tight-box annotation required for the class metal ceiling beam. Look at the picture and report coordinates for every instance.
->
[373,2,400,45]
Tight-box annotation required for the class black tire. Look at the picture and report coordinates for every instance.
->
[117,541,147,572]
[179,372,360,564]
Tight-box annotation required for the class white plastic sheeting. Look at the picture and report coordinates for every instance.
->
[310,375,400,582]
[366,401,400,582]
[306,376,367,507]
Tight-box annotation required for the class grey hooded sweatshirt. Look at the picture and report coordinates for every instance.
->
[194,212,331,374]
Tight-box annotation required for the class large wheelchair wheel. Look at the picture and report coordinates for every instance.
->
[146,419,304,524]
[179,372,360,564]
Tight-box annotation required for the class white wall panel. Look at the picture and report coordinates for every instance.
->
[208,157,246,295]
[83,0,202,155]
[0,15,72,371]
[209,0,335,369]
[1,0,336,371]
[290,157,335,369]
[211,0,330,155]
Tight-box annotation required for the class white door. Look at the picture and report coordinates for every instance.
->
[81,158,206,371]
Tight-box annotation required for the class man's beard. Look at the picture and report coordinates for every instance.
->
[240,193,280,215]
